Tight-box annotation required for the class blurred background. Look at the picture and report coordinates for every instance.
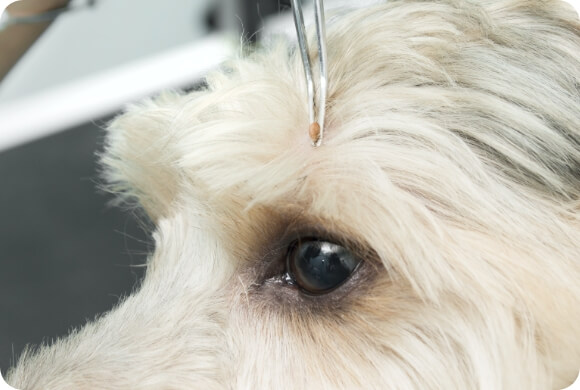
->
[0,0,299,375]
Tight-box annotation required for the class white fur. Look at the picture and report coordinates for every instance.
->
[7,0,580,389]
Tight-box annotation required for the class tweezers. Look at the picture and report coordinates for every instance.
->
[290,0,328,147]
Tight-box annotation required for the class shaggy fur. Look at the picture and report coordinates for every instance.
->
[7,0,580,389]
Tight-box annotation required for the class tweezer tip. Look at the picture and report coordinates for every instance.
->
[309,122,322,146]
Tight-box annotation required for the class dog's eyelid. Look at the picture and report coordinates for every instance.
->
[290,231,375,265]
[270,213,379,264]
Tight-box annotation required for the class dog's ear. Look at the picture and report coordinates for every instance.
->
[100,91,186,222]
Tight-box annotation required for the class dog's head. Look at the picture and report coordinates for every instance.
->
[8,1,580,389]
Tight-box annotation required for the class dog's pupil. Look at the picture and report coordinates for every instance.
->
[288,239,359,294]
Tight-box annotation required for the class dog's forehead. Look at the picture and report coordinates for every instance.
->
[103,0,580,253]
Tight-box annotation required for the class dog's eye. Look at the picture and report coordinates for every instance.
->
[286,239,360,294]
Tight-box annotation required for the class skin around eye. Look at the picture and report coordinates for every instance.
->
[287,238,360,294]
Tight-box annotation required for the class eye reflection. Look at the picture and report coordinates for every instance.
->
[286,238,360,294]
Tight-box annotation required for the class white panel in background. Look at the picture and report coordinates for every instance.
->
[0,0,214,101]
[0,0,234,152]
[0,34,232,151]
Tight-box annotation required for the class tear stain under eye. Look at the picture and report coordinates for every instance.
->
[243,243,380,313]
[255,258,378,315]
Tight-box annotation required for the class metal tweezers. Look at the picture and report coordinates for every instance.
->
[290,0,328,147]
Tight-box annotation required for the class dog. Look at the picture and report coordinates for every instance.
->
[6,0,580,388]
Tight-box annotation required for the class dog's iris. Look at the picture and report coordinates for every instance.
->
[287,239,360,294]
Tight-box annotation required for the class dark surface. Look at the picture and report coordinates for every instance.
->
[0,118,150,375]
[206,0,289,41]
[236,0,286,41]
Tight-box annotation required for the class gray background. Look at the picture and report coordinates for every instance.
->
[0,117,150,374]
[0,0,286,375]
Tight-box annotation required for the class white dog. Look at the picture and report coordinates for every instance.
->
[6,0,580,389]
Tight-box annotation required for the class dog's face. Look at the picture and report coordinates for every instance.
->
[7,1,580,389]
